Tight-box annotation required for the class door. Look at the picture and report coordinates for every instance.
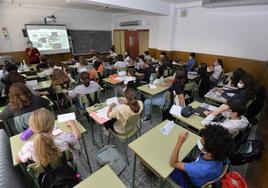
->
[125,30,139,59]
[138,30,149,55]
[113,30,125,55]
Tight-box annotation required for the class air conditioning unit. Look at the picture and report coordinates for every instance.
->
[119,20,141,27]
[202,0,268,8]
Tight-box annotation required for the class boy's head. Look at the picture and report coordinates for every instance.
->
[199,125,234,161]
[227,98,247,117]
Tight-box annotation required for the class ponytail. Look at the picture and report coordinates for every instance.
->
[80,72,90,87]
[34,132,61,166]
[124,88,140,113]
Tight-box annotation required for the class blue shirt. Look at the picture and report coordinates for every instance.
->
[186,59,196,72]
[184,155,223,187]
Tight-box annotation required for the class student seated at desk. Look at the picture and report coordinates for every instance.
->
[135,55,145,70]
[38,60,61,78]
[36,55,49,72]
[77,56,92,73]
[16,108,80,165]
[209,59,224,83]
[201,98,249,133]
[231,68,247,87]
[184,53,196,72]
[104,88,143,135]
[107,48,118,60]
[158,57,169,78]
[143,67,187,121]
[220,74,255,103]
[0,83,50,121]
[144,50,152,61]
[68,72,101,99]
[169,125,234,188]
[124,49,132,65]
[137,59,155,83]
[112,54,127,69]
[122,69,139,92]
[89,60,103,81]
[198,63,210,97]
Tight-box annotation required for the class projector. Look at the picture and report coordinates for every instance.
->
[44,15,56,24]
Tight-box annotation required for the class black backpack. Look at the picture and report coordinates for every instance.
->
[40,152,79,188]
[230,140,264,166]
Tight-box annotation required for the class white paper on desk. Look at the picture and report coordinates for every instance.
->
[161,121,175,135]
[106,97,118,105]
[148,84,157,89]
[114,76,125,82]
[57,112,76,123]
[169,105,182,117]
[226,93,235,97]
[26,80,38,87]
[201,103,217,111]
[96,106,110,119]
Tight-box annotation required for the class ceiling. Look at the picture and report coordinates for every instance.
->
[160,0,200,3]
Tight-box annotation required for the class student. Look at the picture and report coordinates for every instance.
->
[122,69,137,91]
[137,59,155,83]
[0,83,50,121]
[36,55,49,71]
[221,74,255,103]
[4,71,26,95]
[185,53,196,72]
[77,56,92,73]
[158,57,169,78]
[104,88,143,134]
[169,125,234,188]
[16,108,80,165]
[108,48,118,59]
[144,50,151,61]
[198,63,211,97]
[231,68,247,87]
[124,49,132,64]
[209,59,224,83]
[25,41,40,64]
[113,54,127,69]
[68,72,101,99]
[89,60,102,81]
[201,98,249,133]
[135,55,145,70]
[38,60,61,78]
[143,67,187,121]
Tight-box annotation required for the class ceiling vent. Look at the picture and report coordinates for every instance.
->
[202,0,268,8]
[119,20,141,27]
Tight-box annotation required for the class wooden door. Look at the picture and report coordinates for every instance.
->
[124,30,139,59]
[138,30,149,55]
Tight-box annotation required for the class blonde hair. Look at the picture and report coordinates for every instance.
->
[29,108,61,166]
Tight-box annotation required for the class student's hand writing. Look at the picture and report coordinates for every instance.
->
[178,131,189,144]
[110,103,116,108]
[66,120,76,127]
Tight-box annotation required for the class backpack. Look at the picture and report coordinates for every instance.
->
[96,145,126,175]
[221,171,248,188]
[40,153,79,188]
[230,140,264,166]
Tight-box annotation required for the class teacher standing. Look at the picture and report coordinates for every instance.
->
[25,41,40,64]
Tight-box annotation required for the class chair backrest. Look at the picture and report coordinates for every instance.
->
[184,82,198,100]
[118,66,127,72]
[201,163,229,188]
[78,90,100,110]
[13,112,32,132]
[125,112,141,134]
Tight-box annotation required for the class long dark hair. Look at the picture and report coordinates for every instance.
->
[231,68,247,86]
[80,72,90,87]
[240,75,255,100]
[175,67,187,87]
[124,88,140,113]
[5,72,26,95]
[217,59,224,68]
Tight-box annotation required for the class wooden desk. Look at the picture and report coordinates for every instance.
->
[204,88,227,104]
[173,101,204,132]
[103,77,124,96]
[129,120,200,187]
[74,165,126,188]
[33,80,52,90]
[10,120,88,166]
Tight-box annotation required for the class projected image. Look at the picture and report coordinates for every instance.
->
[26,25,70,54]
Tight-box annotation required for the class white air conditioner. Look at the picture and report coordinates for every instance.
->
[202,0,268,8]
[119,20,141,27]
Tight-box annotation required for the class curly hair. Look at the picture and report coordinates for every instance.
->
[8,82,33,111]
[200,125,234,161]
[4,71,25,95]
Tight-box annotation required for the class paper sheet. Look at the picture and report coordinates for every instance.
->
[26,80,38,87]
[57,112,76,123]
[161,121,175,135]
[96,106,110,119]
[201,103,218,111]
[148,84,157,89]
[106,97,118,105]
[114,76,125,82]
[169,105,182,117]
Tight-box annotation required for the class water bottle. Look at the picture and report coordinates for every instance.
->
[20,128,34,141]
[149,74,154,84]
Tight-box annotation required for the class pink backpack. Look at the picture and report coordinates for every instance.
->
[221,171,248,188]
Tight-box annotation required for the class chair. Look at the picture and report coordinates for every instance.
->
[27,150,76,188]
[165,163,229,188]
[118,66,128,72]
[107,112,142,165]
[13,112,32,133]
[53,85,70,110]
[184,82,198,104]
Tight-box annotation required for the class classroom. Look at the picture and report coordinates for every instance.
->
[0,0,267,187]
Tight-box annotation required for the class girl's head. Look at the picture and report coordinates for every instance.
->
[109,47,115,54]
[238,75,255,100]
[8,82,33,111]
[47,60,55,68]
[215,59,223,68]
[128,69,136,77]
[80,72,90,87]
[93,60,101,70]
[52,69,70,87]
[79,56,87,66]
[30,108,60,166]
[199,62,207,71]
[144,51,149,56]
[39,55,47,63]
[175,67,187,86]
[160,51,166,58]
[5,71,25,94]
[138,55,144,61]
[232,68,247,86]
[125,49,131,57]
[116,54,124,61]
[189,53,196,59]
[124,88,141,113]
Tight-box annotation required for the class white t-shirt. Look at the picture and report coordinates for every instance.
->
[38,66,61,78]
[135,60,144,70]
[113,61,127,68]
[124,76,136,85]
[68,81,101,98]
[212,65,223,80]
[201,114,249,133]
[144,55,152,61]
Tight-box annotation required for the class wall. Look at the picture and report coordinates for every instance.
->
[0,3,114,56]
